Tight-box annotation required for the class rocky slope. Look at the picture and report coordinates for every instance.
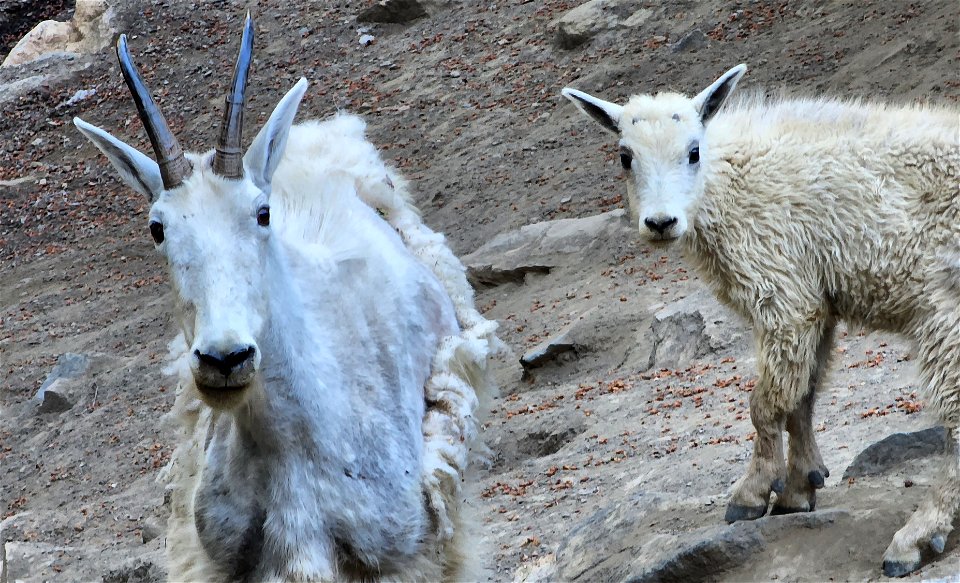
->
[1,0,958,581]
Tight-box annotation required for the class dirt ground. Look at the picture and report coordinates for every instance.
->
[1,0,958,581]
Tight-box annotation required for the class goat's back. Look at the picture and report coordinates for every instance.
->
[693,97,959,332]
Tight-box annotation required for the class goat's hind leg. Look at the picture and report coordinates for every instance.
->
[882,428,959,577]
[772,322,835,514]
[883,300,960,577]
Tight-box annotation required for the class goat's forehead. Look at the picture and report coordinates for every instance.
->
[152,153,259,217]
[619,93,700,150]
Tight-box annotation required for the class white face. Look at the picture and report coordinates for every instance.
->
[562,64,746,244]
[618,97,706,243]
[149,155,271,407]
[74,76,310,410]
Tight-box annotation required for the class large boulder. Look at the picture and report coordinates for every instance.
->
[553,0,651,49]
[463,209,633,287]
[2,0,115,68]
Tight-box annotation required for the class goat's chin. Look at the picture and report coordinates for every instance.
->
[641,232,682,246]
[193,381,254,410]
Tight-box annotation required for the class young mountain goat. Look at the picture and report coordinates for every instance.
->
[74,16,500,582]
[562,65,960,577]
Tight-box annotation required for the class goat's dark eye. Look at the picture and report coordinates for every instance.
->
[688,146,700,165]
[149,221,164,244]
[620,150,633,170]
[256,205,270,227]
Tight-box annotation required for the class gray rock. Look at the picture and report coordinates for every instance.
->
[843,426,949,479]
[627,523,765,583]
[553,0,648,50]
[518,423,585,458]
[520,308,600,373]
[627,289,746,371]
[33,353,90,411]
[520,320,578,370]
[357,0,450,23]
[644,310,713,371]
[39,353,89,389]
[671,29,708,53]
[464,210,632,286]
[35,380,74,413]
[555,496,849,582]
[467,263,551,289]
[102,556,164,583]
[1,541,79,583]
[631,511,850,583]
[520,335,576,370]
[140,521,162,544]
[0,51,92,107]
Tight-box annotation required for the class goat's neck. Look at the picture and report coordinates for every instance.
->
[230,240,347,453]
[683,167,740,306]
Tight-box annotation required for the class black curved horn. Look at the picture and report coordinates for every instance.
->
[212,13,254,179]
[116,34,192,190]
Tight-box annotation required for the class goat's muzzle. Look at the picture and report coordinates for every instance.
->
[192,344,258,396]
[642,215,680,242]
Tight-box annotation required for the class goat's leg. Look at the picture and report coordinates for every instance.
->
[882,427,959,577]
[882,305,960,577]
[772,322,835,514]
[725,323,822,522]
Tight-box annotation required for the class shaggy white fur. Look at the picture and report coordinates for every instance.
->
[77,92,501,581]
[563,65,960,577]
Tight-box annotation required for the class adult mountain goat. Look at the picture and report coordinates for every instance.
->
[74,15,500,582]
[562,65,959,577]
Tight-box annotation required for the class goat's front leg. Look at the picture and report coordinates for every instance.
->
[260,535,338,583]
[725,323,823,522]
[772,322,835,514]
[256,476,340,582]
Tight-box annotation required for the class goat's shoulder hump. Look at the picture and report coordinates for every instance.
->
[292,113,368,143]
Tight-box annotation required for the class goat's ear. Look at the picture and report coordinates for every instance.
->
[693,64,747,124]
[73,117,164,200]
[561,88,623,134]
[244,77,308,191]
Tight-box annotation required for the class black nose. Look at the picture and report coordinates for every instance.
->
[644,216,678,234]
[194,346,256,377]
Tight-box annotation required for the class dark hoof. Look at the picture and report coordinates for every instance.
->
[725,503,767,523]
[931,534,946,554]
[882,560,918,578]
[771,478,785,494]
[807,470,825,489]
